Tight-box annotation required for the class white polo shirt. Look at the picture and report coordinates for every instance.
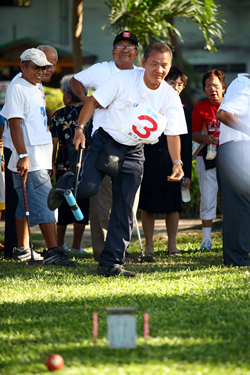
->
[219,74,250,145]
[74,61,141,134]
[92,69,187,146]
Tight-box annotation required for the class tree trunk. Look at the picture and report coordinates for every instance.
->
[167,17,197,109]
[72,0,83,73]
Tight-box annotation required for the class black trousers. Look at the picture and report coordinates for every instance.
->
[3,147,17,258]
[217,141,250,266]
[58,129,144,266]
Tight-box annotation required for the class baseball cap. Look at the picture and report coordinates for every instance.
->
[113,31,138,47]
[20,48,53,67]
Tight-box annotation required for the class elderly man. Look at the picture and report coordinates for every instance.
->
[70,31,140,261]
[2,48,77,266]
[216,73,250,267]
[48,42,187,277]
[3,45,58,259]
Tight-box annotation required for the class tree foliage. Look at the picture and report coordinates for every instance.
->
[103,0,225,52]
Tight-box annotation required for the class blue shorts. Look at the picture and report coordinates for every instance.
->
[12,169,56,227]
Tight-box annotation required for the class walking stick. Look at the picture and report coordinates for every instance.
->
[64,147,84,221]
[132,207,154,262]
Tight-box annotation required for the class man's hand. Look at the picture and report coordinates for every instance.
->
[167,162,184,182]
[73,129,86,151]
[16,156,29,181]
[49,164,57,180]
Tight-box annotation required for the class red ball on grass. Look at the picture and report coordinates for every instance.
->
[45,354,64,372]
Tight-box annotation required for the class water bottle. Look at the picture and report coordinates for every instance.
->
[206,126,220,160]
[181,177,191,203]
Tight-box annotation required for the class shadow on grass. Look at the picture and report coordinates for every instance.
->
[1,285,250,373]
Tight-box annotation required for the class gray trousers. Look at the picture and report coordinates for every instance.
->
[216,141,250,266]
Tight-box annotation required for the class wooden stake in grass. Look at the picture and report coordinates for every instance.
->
[93,312,98,349]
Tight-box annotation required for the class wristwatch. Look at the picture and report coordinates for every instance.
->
[19,154,28,159]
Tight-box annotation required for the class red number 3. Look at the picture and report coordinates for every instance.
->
[132,115,157,139]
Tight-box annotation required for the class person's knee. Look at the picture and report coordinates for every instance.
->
[77,183,99,199]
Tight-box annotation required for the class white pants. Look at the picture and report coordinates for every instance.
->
[196,156,218,220]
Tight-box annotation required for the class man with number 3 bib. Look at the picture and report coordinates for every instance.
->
[48,42,187,277]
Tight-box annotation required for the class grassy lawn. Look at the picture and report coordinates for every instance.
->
[1,227,250,375]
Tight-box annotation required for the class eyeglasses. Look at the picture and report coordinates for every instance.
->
[167,80,184,89]
[46,63,56,71]
[115,45,137,51]
[28,63,50,73]
[205,84,220,90]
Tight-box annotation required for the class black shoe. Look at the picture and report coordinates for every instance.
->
[47,171,75,211]
[13,247,43,261]
[125,251,142,263]
[43,247,78,267]
[97,264,136,277]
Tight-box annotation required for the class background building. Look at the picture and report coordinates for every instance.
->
[0,0,249,102]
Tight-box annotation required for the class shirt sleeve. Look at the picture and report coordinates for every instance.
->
[92,73,121,109]
[4,84,26,120]
[219,89,249,117]
[163,92,188,136]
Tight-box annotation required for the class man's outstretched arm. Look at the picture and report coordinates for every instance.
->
[73,96,100,150]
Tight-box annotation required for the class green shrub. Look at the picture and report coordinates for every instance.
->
[44,87,64,125]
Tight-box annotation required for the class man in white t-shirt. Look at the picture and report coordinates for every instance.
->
[2,48,77,266]
[216,74,250,267]
[3,45,58,259]
[48,42,187,277]
[70,31,140,261]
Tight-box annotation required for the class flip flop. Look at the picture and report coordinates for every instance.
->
[169,250,182,256]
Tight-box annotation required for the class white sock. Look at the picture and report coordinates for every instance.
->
[203,227,211,242]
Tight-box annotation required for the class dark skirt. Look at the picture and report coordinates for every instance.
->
[138,189,182,214]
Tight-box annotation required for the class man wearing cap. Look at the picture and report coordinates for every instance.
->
[48,42,187,277]
[2,45,58,259]
[1,48,77,266]
[70,31,140,261]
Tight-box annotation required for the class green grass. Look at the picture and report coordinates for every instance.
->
[1,228,250,375]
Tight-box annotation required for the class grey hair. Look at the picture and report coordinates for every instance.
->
[37,45,58,62]
[144,42,173,62]
[60,74,85,102]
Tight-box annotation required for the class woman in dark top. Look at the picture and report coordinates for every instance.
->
[138,66,192,257]
[50,74,91,256]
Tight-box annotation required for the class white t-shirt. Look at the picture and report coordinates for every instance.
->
[219,74,250,145]
[2,77,52,172]
[92,69,187,146]
[2,73,45,149]
[74,61,141,134]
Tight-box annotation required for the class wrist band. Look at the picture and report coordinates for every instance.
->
[173,159,183,167]
[75,126,84,131]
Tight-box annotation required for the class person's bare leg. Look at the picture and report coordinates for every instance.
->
[16,217,29,248]
[56,225,67,247]
[165,212,179,253]
[72,223,85,250]
[141,210,155,254]
[39,223,57,249]
[202,219,212,228]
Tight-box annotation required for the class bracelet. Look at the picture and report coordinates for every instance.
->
[75,126,84,131]
[173,159,183,167]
